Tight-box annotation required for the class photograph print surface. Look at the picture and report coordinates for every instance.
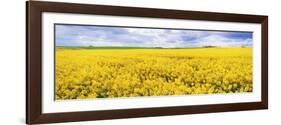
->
[55,24,253,100]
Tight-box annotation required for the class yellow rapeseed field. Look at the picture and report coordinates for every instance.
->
[55,48,252,100]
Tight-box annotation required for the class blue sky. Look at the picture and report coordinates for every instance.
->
[55,24,253,48]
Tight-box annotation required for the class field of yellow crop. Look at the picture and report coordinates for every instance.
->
[55,48,252,100]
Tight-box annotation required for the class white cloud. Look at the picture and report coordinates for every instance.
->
[191,35,252,47]
[56,24,253,48]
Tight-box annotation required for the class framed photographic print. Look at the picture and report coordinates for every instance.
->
[26,1,268,124]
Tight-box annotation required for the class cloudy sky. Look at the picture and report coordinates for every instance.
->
[55,24,252,48]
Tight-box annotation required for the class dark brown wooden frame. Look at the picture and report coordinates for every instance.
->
[26,1,268,124]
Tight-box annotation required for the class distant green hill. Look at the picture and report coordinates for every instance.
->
[56,46,158,49]
[56,46,250,49]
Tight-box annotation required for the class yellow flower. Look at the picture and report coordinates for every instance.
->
[55,48,253,100]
